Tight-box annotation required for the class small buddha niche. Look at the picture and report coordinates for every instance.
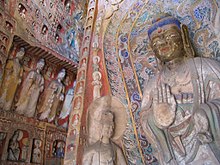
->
[40,0,45,6]
[50,2,53,8]
[64,0,71,14]
[57,24,62,33]
[5,21,13,33]
[2,36,8,45]
[88,8,94,16]
[32,21,36,30]
[55,34,59,43]
[0,45,6,53]
[35,9,39,18]
[41,25,48,35]
[48,13,52,19]
[0,13,2,20]
[52,140,65,158]
[18,3,26,19]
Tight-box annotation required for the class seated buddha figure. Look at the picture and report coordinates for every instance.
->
[141,14,220,164]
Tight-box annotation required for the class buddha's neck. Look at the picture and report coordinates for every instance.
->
[164,57,185,70]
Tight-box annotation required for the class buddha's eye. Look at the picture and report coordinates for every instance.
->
[166,34,176,40]
[152,39,160,47]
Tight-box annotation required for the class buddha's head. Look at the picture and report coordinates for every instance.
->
[148,14,194,63]
[16,47,25,60]
[100,111,114,139]
[57,68,66,80]
[36,58,45,71]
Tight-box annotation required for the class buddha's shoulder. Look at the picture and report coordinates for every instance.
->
[188,57,220,67]
[187,57,220,77]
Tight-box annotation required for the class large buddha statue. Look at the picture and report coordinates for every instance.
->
[82,110,127,165]
[0,47,25,111]
[141,14,220,164]
[15,58,45,117]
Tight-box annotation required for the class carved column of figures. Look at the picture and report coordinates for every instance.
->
[64,0,98,164]
[91,10,103,100]
[0,8,15,83]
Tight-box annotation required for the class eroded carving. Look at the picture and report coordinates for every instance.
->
[83,96,127,165]
[0,47,25,111]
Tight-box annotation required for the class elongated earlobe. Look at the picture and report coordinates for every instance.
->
[181,24,195,57]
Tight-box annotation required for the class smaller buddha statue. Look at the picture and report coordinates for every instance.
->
[38,69,66,122]
[15,58,45,117]
[82,110,127,165]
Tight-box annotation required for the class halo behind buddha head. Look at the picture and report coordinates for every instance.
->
[87,95,127,144]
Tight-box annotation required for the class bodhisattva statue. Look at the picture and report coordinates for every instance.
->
[15,58,45,117]
[83,110,127,165]
[141,14,220,164]
[0,47,25,111]
[38,68,66,122]
[57,86,75,128]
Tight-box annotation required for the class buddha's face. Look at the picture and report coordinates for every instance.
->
[16,48,25,60]
[150,24,184,63]
[37,60,45,71]
[102,124,114,138]
[58,70,66,80]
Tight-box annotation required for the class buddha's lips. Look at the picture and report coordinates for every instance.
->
[160,47,170,53]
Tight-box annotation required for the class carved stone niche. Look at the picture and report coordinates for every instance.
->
[45,126,66,165]
[77,70,85,81]
[85,25,91,36]
[76,81,84,95]
[80,58,87,68]
[0,32,8,46]
[1,35,8,47]
[88,8,94,16]
[41,25,48,35]
[5,21,13,33]
[57,24,62,33]
[82,47,89,57]
[18,3,27,19]
[73,96,82,110]
[86,16,93,26]
[31,139,43,164]
[0,45,6,54]
[64,0,71,14]
[35,9,40,18]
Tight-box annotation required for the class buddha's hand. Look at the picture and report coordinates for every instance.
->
[153,83,176,129]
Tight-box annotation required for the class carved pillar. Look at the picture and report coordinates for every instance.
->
[64,0,112,164]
